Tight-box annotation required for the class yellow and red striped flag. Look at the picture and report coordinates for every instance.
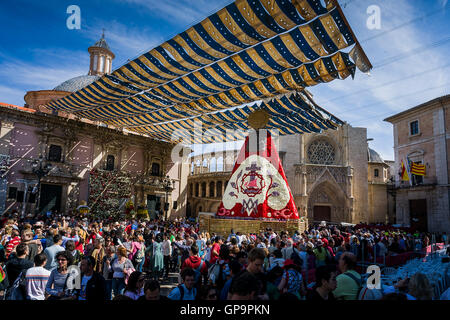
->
[411,162,426,176]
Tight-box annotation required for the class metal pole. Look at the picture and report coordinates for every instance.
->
[35,177,41,216]
[21,181,29,218]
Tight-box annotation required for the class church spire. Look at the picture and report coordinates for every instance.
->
[88,30,115,76]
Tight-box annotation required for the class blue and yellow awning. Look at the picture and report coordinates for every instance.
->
[45,0,371,141]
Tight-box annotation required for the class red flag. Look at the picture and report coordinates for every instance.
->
[216,131,299,220]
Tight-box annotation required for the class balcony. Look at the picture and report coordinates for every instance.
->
[395,175,438,189]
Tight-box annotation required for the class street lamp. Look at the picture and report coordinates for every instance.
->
[162,175,172,221]
[32,154,52,216]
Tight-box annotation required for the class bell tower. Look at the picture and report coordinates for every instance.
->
[88,30,115,76]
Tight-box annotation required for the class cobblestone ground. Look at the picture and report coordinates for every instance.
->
[161,273,180,296]
[150,272,179,297]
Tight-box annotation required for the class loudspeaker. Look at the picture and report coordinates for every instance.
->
[173,201,177,210]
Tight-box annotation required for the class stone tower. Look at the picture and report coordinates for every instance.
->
[88,30,115,76]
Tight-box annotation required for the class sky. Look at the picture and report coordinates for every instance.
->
[0,0,449,161]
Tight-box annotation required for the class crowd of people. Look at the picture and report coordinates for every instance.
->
[0,211,448,301]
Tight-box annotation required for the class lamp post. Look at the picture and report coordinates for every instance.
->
[31,154,52,216]
[162,175,172,221]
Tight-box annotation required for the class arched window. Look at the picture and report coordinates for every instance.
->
[106,155,115,171]
[210,158,217,172]
[151,163,160,176]
[209,181,215,197]
[93,55,98,71]
[191,162,194,174]
[216,181,222,197]
[203,159,208,167]
[99,55,105,73]
[307,139,336,165]
[195,183,199,197]
[374,169,379,177]
[201,182,206,197]
[217,157,224,171]
[190,183,193,197]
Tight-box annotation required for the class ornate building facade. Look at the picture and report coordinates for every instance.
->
[187,124,395,225]
[0,35,190,219]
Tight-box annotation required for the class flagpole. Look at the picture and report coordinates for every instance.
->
[405,157,413,186]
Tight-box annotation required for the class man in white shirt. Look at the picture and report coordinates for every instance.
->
[26,253,51,300]
[162,233,172,279]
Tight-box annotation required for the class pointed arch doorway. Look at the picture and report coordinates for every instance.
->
[308,180,350,223]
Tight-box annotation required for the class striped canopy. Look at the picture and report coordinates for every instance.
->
[45,0,371,142]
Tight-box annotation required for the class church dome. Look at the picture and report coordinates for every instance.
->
[53,75,100,92]
[368,148,384,163]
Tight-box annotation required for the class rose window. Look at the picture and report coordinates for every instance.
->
[307,140,335,165]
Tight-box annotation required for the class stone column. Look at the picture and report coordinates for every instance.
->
[343,124,349,166]
[347,166,354,198]
[97,54,102,74]
[302,166,307,196]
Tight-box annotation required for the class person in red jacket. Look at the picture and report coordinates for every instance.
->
[5,229,21,259]
[210,236,222,265]
[181,244,207,286]
[322,238,335,259]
